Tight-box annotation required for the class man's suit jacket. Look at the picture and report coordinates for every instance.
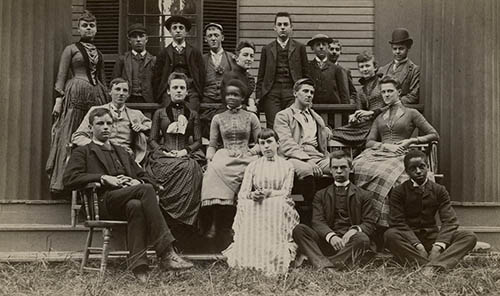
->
[388,179,459,246]
[71,103,151,163]
[307,59,349,104]
[256,39,308,102]
[378,59,420,104]
[112,51,156,103]
[63,142,152,191]
[312,184,377,239]
[274,106,331,160]
[153,43,205,101]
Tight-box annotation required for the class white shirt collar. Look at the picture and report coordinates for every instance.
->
[210,48,224,56]
[92,138,107,146]
[334,180,350,187]
[276,38,289,49]
[394,57,408,65]
[132,49,146,56]
[315,56,328,63]
[411,177,428,188]
[110,103,125,112]
[172,40,186,50]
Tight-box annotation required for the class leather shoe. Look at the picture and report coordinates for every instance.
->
[161,249,194,271]
[132,265,149,284]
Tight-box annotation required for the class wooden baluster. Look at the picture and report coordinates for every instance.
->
[99,228,112,278]
[83,192,91,221]
[93,187,100,221]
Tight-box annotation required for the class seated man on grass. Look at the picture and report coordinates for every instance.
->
[384,149,477,276]
[63,108,193,283]
[293,151,377,270]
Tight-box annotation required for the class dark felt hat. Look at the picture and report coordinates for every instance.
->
[307,34,333,47]
[127,23,146,36]
[293,78,315,90]
[389,28,413,46]
[164,15,191,31]
[204,23,223,33]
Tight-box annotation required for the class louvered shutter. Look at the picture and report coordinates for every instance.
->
[203,0,238,54]
[85,0,120,85]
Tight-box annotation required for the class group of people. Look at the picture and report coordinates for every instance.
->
[50,10,477,281]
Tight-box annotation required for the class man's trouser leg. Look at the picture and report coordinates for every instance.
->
[292,224,334,268]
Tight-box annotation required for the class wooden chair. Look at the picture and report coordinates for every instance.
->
[75,182,127,278]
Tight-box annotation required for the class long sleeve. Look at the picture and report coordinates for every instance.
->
[63,146,101,190]
[256,46,267,102]
[208,114,221,148]
[237,161,256,200]
[299,44,309,78]
[358,191,377,236]
[311,190,334,239]
[112,56,124,79]
[401,66,420,104]
[54,45,74,95]
[413,110,439,143]
[152,49,166,100]
[187,111,202,152]
[388,185,421,245]
[365,118,382,148]
[71,109,93,146]
[347,70,358,104]
[273,112,311,160]
[148,109,162,150]
[435,185,459,245]
[335,67,350,104]
[276,162,294,198]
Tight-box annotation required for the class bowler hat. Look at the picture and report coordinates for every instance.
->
[164,15,191,31]
[127,23,146,36]
[307,34,333,47]
[204,23,223,33]
[389,28,413,46]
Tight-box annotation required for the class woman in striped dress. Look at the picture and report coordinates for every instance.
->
[224,129,300,275]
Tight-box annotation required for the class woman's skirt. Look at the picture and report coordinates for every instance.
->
[201,149,257,206]
[144,149,204,226]
[46,78,108,192]
[353,148,409,227]
[223,197,300,275]
[331,119,373,147]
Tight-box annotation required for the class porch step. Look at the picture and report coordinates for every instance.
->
[452,205,500,227]
[0,200,71,225]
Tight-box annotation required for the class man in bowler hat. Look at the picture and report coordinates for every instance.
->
[153,15,204,111]
[378,28,420,104]
[113,23,156,103]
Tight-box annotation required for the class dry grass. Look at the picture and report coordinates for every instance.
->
[1,256,500,296]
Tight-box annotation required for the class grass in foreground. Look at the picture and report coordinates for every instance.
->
[1,256,500,296]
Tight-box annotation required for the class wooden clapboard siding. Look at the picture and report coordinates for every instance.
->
[239,0,375,85]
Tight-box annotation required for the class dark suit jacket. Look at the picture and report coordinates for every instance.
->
[388,180,459,246]
[308,59,349,104]
[312,183,377,239]
[153,43,205,101]
[63,142,152,191]
[256,39,308,102]
[112,51,156,103]
[378,59,420,104]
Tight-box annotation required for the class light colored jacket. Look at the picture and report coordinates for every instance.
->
[273,106,331,160]
[71,103,151,163]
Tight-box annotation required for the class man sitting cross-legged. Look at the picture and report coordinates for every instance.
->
[63,108,193,283]
[292,151,377,270]
[384,149,477,276]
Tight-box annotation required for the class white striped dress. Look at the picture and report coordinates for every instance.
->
[223,156,300,275]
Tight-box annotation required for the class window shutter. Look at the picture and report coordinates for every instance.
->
[203,0,238,54]
[85,0,120,84]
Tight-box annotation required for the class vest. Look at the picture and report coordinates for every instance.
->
[275,43,292,84]
[172,49,189,77]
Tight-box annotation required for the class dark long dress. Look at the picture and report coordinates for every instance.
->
[331,74,386,146]
[145,103,205,226]
[46,42,108,192]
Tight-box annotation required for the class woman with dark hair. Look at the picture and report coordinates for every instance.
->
[144,72,206,252]
[201,79,261,248]
[224,128,299,275]
[221,41,257,111]
[353,76,439,228]
[46,10,108,193]
[331,51,387,147]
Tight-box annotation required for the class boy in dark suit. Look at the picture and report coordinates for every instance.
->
[384,149,477,276]
[292,151,377,269]
[63,108,193,283]
[153,15,204,111]
[112,23,156,103]
[256,11,308,128]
